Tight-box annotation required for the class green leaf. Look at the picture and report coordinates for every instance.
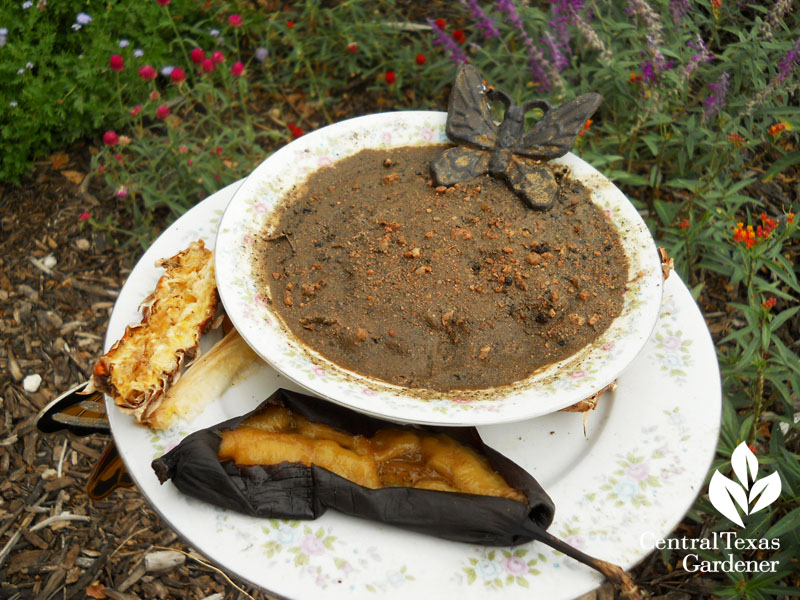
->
[764,506,800,539]
[763,151,800,182]
[465,567,476,585]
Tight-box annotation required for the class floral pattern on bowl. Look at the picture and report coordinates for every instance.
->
[215,111,664,426]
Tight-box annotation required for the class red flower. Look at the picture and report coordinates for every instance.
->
[435,18,446,29]
[748,443,757,454]
[762,297,776,311]
[346,42,358,53]
[110,54,124,71]
[187,159,193,166]
[385,70,396,84]
[212,51,225,64]
[79,211,91,221]
[228,13,242,27]
[156,105,170,120]
[679,218,690,230]
[156,0,170,5]
[788,212,795,224]
[215,146,223,156]
[171,67,186,83]
[191,48,206,65]
[629,72,643,83]
[288,123,304,139]
[130,104,142,117]
[287,20,295,28]
[452,29,466,44]
[231,61,244,76]
[103,130,119,146]
[415,53,427,65]
[201,58,215,73]
[114,153,123,163]
[97,165,104,173]
[138,65,157,80]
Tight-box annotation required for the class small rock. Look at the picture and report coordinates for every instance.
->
[75,238,90,251]
[23,373,42,393]
[41,468,58,481]
[42,254,57,269]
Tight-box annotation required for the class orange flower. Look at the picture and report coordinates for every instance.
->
[711,0,721,9]
[679,218,690,230]
[728,132,745,146]
[762,297,776,311]
[732,222,756,249]
[629,72,642,83]
[768,122,786,137]
[788,212,795,224]
[578,119,593,137]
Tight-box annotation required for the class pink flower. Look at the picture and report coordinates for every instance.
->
[301,534,325,556]
[109,54,124,71]
[138,64,157,80]
[215,146,222,156]
[503,557,528,575]
[200,58,215,73]
[231,61,244,76]
[178,144,188,154]
[97,165,104,173]
[565,535,585,550]
[420,127,434,142]
[187,159,193,166]
[114,153,123,163]
[149,90,160,101]
[228,13,242,27]
[170,67,186,83]
[625,462,649,481]
[212,50,225,64]
[569,370,587,379]
[312,367,328,377]
[156,0,170,5]
[661,336,680,351]
[103,130,119,146]
[116,186,128,198]
[191,48,205,65]
[130,104,142,116]
[156,105,170,120]
[346,42,357,52]
[79,211,91,221]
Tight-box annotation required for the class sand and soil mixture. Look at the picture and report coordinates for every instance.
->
[255,145,627,391]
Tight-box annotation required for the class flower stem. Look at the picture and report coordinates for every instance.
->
[165,5,192,78]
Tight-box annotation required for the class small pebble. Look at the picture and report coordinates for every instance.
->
[75,238,90,251]
[42,254,57,269]
[23,373,42,393]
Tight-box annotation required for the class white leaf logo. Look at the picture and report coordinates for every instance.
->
[708,442,782,527]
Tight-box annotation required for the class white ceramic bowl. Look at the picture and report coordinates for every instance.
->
[215,111,663,426]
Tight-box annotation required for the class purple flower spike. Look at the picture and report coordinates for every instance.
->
[703,72,730,119]
[460,0,500,39]
[777,38,800,83]
[427,18,468,65]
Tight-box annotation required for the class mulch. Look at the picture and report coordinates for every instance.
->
[0,144,735,600]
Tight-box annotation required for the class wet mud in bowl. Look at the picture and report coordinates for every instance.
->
[252,145,628,391]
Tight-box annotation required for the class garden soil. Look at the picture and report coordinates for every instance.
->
[0,143,785,600]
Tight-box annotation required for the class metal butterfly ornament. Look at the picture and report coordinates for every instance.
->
[432,65,603,210]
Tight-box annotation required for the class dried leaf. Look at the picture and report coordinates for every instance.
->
[61,170,85,185]
[86,582,107,599]
[50,152,69,170]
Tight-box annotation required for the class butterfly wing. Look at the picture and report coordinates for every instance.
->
[35,381,110,436]
[503,157,559,210]
[87,442,135,500]
[514,93,602,160]
[432,146,491,185]
[445,65,498,150]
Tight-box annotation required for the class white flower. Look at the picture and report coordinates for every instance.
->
[0,28,7,35]
[10,101,18,107]
[255,47,268,62]
[22,1,33,8]
[76,12,92,24]
[209,28,220,37]
[119,39,129,48]
[0,36,6,48]
[133,48,143,57]
[26,61,33,69]
[71,23,81,31]
[17,67,24,74]
[161,65,174,76]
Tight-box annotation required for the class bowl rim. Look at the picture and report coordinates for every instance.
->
[215,110,664,426]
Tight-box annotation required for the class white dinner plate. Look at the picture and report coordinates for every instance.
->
[106,181,721,600]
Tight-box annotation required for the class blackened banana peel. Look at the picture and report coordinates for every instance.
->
[152,389,641,598]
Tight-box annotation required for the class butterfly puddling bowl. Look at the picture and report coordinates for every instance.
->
[215,75,662,427]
